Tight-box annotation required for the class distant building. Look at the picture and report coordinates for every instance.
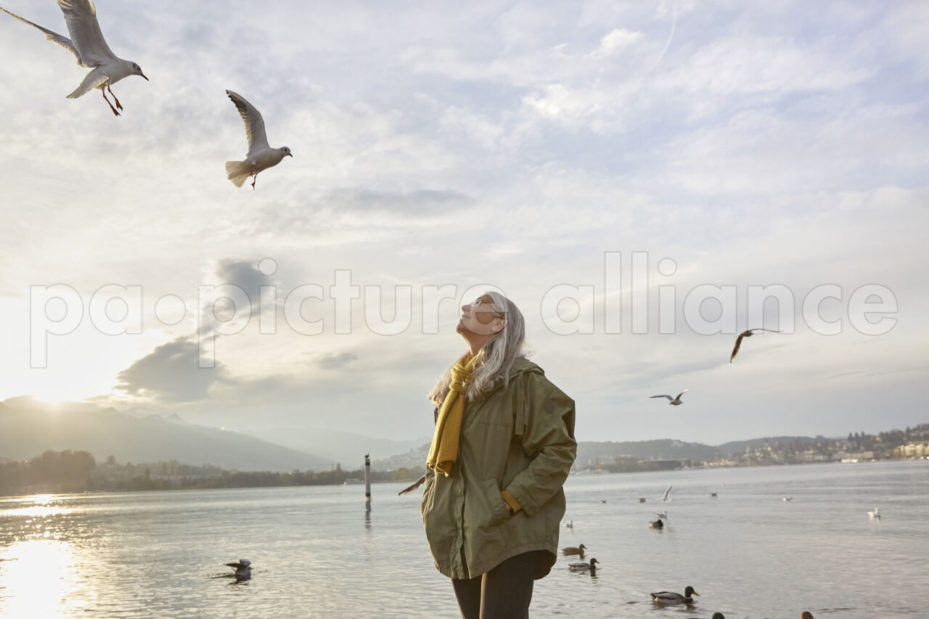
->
[895,442,929,459]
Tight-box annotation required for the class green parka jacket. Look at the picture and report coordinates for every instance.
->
[421,357,577,580]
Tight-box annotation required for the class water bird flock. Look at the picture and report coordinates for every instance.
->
[553,486,835,614]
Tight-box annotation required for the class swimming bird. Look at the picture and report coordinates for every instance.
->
[712,614,726,619]
[650,585,699,605]
[397,474,426,496]
[563,520,574,528]
[801,613,815,619]
[660,485,672,502]
[224,559,251,582]
[651,390,687,405]
[225,89,292,189]
[568,558,598,575]
[1,0,147,116]
[868,507,881,520]
[649,518,664,529]
[782,496,793,502]
[730,328,781,363]
[561,544,586,557]
[710,491,718,498]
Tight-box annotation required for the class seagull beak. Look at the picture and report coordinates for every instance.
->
[141,73,149,81]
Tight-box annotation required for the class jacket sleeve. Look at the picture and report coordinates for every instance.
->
[502,371,577,517]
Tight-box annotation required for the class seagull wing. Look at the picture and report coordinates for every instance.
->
[731,328,780,362]
[398,474,427,496]
[729,331,747,362]
[56,0,118,66]
[650,395,672,401]
[661,485,672,501]
[0,6,81,64]
[226,90,271,156]
[675,390,688,400]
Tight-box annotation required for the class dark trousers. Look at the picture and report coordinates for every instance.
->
[451,550,548,619]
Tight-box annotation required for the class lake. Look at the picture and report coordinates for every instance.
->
[1,460,927,618]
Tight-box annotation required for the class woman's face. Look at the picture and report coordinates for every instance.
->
[457,294,505,337]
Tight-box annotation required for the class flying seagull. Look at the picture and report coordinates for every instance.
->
[730,328,781,363]
[225,89,292,189]
[1,0,147,116]
[651,390,687,405]
[224,559,251,582]
[398,474,427,496]
[660,485,672,502]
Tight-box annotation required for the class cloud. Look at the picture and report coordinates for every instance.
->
[198,258,277,337]
[667,36,871,96]
[212,258,276,307]
[312,351,359,370]
[321,188,472,214]
[2,1,927,445]
[115,337,226,401]
[591,28,644,58]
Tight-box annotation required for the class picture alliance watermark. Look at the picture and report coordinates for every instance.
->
[29,252,898,368]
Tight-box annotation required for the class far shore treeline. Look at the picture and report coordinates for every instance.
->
[2,422,927,497]
[0,450,420,497]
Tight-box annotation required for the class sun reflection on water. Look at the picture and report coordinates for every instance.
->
[0,538,79,617]
[2,494,73,519]
[0,494,94,617]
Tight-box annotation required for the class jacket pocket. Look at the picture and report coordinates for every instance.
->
[477,478,512,528]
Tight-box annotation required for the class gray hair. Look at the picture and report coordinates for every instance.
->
[428,291,526,406]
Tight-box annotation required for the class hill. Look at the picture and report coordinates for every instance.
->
[0,399,331,472]
[716,436,826,456]
[248,426,430,468]
[372,436,847,471]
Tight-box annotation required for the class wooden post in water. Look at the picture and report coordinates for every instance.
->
[364,453,371,513]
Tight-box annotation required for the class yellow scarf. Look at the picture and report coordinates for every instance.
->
[426,352,481,477]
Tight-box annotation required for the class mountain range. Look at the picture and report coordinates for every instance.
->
[0,399,330,472]
[371,436,833,472]
[1,398,837,473]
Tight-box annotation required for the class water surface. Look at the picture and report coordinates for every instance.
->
[1,460,926,618]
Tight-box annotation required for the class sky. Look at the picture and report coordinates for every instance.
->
[1,0,927,446]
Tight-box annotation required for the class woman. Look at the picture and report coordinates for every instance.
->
[421,291,577,619]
